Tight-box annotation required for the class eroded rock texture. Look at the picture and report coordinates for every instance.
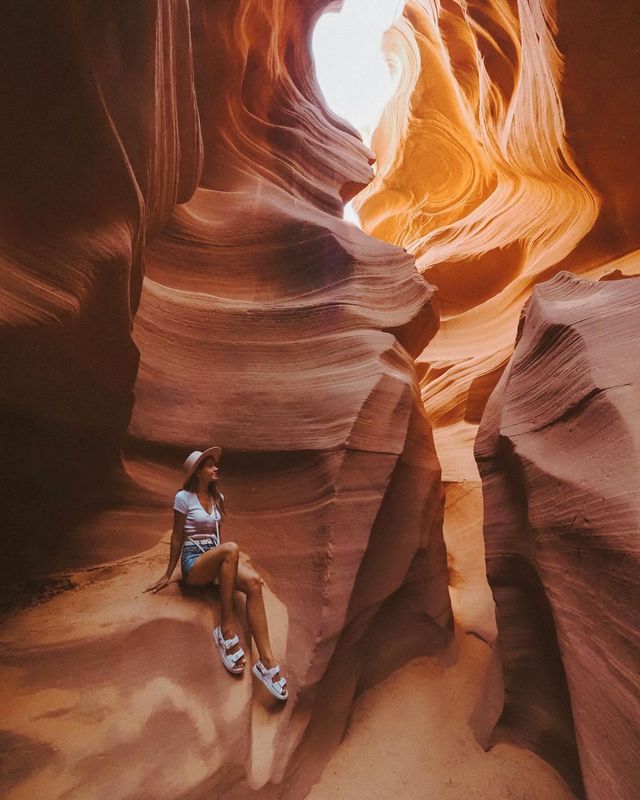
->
[353,2,640,798]
[475,272,640,800]
[2,0,639,797]
[0,0,202,586]
[354,0,640,480]
[0,1,452,798]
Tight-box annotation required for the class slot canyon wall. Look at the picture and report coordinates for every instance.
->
[0,1,638,800]
[1,1,452,798]
[354,1,640,799]
[475,272,640,800]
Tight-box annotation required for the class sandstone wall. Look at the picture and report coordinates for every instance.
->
[354,2,640,798]
[0,2,452,797]
[475,272,640,800]
[354,0,640,479]
[0,0,202,590]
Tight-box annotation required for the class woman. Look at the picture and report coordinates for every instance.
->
[145,446,288,700]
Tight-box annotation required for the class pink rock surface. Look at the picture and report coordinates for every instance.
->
[0,0,201,587]
[0,1,452,797]
[475,272,640,800]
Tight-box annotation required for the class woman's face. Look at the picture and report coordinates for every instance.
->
[197,456,219,483]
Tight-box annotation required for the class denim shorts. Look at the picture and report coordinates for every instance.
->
[181,537,219,581]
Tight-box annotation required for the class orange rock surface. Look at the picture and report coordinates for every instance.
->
[355,0,640,480]
[353,2,640,799]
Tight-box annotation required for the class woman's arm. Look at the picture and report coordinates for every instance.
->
[166,510,186,577]
[145,510,186,593]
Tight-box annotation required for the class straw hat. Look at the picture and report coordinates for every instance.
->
[182,446,222,488]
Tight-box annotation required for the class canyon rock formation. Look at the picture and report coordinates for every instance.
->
[353,1,640,799]
[355,0,640,481]
[0,1,452,798]
[475,272,640,800]
[1,0,639,798]
[0,0,202,588]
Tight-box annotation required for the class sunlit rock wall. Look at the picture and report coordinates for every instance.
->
[0,1,452,798]
[475,272,640,800]
[355,1,640,797]
[354,0,639,479]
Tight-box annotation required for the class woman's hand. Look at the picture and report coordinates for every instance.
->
[144,575,171,594]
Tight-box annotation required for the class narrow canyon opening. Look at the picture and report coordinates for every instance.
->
[312,0,405,227]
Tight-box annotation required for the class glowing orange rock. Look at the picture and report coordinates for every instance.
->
[356,3,640,798]
[355,0,639,480]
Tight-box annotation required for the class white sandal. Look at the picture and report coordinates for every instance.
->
[213,627,245,674]
[252,659,288,700]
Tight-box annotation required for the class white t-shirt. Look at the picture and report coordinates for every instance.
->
[173,489,223,544]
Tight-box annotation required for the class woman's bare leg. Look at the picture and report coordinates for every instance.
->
[236,562,278,670]
[187,541,245,667]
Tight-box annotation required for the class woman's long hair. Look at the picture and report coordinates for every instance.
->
[183,475,226,518]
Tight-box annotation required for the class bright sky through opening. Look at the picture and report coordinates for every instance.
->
[312,0,405,224]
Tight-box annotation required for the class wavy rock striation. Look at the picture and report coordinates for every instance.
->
[3,0,638,796]
[475,272,640,800]
[354,0,640,480]
[0,1,452,798]
[0,0,202,589]
[353,3,640,797]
